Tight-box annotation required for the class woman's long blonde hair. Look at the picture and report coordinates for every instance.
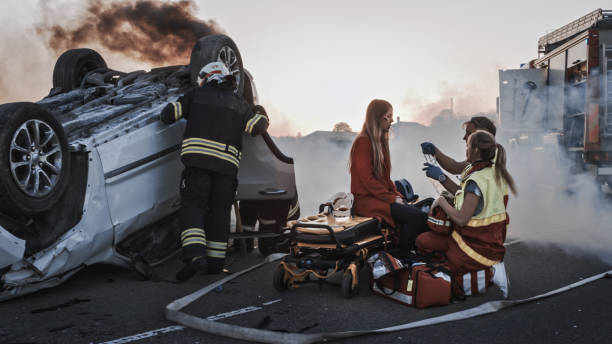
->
[469,130,517,196]
[349,99,392,178]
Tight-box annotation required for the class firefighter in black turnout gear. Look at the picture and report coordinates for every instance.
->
[160,62,269,281]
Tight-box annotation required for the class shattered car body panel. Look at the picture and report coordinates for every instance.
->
[0,226,25,268]
[0,41,298,300]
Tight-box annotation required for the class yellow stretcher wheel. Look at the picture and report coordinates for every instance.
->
[273,265,288,292]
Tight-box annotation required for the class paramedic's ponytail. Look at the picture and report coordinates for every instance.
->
[495,143,517,196]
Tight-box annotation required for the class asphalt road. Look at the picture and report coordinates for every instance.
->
[1,240,611,344]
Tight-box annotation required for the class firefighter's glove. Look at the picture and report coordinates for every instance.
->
[253,105,268,118]
[421,142,436,155]
[160,103,173,124]
[423,163,444,181]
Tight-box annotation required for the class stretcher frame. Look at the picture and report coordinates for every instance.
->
[273,215,394,298]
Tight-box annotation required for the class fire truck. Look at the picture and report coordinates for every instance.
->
[498,9,612,190]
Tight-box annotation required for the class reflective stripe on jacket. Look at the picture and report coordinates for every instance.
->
[160,85,269,175]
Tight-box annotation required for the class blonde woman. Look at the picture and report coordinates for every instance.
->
[349,99,428,251]
[417,130,517,278]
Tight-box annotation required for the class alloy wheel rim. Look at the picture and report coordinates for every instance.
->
[9,119,62,197]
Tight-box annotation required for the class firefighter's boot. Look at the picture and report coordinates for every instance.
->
[176,256,208,281]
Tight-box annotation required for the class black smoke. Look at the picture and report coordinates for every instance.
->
[36,0,223,65]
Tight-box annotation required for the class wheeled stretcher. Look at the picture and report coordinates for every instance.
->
[273,211,393,298]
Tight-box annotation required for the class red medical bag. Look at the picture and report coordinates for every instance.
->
[369,253,451,308]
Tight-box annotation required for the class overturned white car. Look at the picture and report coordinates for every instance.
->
[0,35,299,300]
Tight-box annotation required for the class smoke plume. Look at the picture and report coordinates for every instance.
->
[36,0,223,66]
[403,83,496,126]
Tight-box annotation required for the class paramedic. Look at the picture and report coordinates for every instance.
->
[421,116,497,194]
[349,99,427,251]
[159,62,269,281]
[416,130,516,279]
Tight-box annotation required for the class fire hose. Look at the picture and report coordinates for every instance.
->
[165,253,612,344]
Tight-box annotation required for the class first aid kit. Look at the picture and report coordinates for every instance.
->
[368,252,452,308]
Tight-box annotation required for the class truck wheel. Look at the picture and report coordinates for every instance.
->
[53,48,107,92]
[189,34,244,94]
[0,103,71,215]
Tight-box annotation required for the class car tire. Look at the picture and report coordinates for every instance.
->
[242,70,255,105]
[53,48,107,92]
[0,102,71,215]
[189,34,244,94]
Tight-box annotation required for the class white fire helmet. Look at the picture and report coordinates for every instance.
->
[197,62,230,86]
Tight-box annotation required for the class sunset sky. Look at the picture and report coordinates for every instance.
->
[0,0,609,135]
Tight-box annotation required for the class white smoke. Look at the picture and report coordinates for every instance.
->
[498,69,612,264]
[275,132,354,215]
[506,141,612,266]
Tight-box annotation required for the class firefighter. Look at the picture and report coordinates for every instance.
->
[159,61,269,281]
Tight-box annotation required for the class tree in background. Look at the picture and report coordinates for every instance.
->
[333,122,352,132]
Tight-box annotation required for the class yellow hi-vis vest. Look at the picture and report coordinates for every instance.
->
[453,164,509,267]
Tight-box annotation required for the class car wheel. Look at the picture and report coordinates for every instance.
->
[0,102,71,215]
[242,70,255,105]
[189,34,244,94]
[53,48,107,92]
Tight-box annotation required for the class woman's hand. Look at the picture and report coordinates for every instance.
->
[395,196,405,204]
[434,193,479,227]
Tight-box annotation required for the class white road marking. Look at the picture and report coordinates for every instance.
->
[98,299,282,344]
[98,325,185,344]
[262,298,282,306]
[206,305,262,321]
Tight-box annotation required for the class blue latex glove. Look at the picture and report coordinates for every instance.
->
[421,142,436,155]
[422,162,444,180]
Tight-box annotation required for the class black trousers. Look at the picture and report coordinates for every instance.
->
[178,167,237,273]
[390,203,428,251]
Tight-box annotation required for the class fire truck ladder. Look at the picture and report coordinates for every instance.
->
[605,44,612,137]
